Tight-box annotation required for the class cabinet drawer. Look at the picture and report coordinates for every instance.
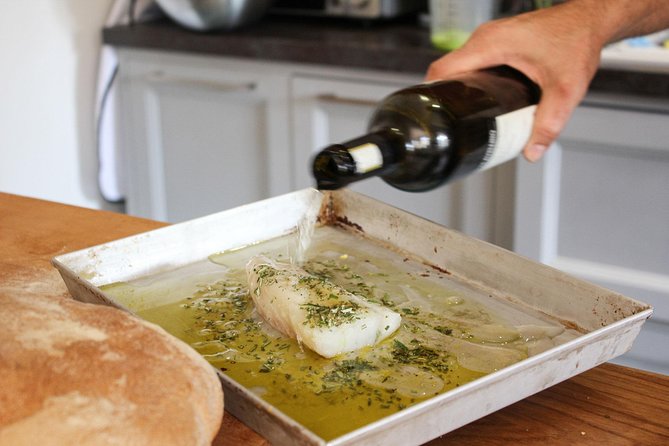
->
[118,51,292,222]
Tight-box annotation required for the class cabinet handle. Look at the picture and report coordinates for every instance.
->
[316,94,379,108]
[143,71,257,93]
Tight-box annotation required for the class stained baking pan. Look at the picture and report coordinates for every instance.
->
[52,188,652,446]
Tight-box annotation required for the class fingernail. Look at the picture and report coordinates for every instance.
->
[526,144,547,162]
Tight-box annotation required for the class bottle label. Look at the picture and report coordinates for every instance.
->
[479,105,537,171]
[349,143,384,174]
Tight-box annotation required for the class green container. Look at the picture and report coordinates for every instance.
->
[429,0,498,51]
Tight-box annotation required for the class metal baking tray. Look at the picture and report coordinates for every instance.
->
[52,188,652,446]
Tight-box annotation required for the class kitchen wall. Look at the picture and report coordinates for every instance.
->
[0,0,116,210]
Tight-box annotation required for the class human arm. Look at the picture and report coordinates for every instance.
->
[426,0,669,162]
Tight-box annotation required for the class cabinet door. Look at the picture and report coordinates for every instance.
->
[514,100,669,374]
[119,52,291,222]
[291,75,516,246]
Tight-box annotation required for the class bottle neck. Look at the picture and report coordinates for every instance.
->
[312,129,403,190]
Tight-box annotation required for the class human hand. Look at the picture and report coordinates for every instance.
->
[426,2,605,162]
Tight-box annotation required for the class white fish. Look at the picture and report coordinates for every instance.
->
[246,255,401,358]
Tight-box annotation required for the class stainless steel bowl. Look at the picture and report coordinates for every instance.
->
[155,0,274,31]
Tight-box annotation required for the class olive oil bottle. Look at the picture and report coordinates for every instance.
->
[312,66,540,192]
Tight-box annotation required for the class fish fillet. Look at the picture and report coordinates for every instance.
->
[246,255,401,358]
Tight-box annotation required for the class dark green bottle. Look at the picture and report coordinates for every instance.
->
[312,66,540,192]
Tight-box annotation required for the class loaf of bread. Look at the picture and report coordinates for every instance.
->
[0,291,224,446]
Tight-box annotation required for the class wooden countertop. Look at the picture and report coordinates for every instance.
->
[103,17,669,99]
[2,192,668,445]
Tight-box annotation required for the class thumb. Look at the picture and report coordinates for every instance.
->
[523,87,580,162]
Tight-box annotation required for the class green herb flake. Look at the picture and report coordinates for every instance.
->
[381,294,395,307]
[301,301,363,328]
[259,355,283,373]
[392,339,449,373]
[435,326,453,335]
[401,307,420,316]
[323,358,377,387]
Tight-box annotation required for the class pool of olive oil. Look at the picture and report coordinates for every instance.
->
[102,226,577,441]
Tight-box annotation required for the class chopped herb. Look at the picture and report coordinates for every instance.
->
[381,294,395,307]
[259,355,283,373]
[323,358,376,387]
[342,281,375,301]
[301,301,363,328]
[401,307,420,316]
[434,326,453,335]
[392,339,450,373]
[217,330,239,341]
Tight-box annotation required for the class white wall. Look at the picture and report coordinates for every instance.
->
[0,0,116,210]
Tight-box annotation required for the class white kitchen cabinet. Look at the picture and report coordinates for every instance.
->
[117,51,292,222]
[514,95,669,374]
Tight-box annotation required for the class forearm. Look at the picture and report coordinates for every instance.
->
[567,0,669,45]
[425,0,669,162]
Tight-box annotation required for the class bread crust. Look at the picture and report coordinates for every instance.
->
[0,291,224,446]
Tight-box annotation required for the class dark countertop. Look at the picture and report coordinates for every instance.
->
[103,16,669,98]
